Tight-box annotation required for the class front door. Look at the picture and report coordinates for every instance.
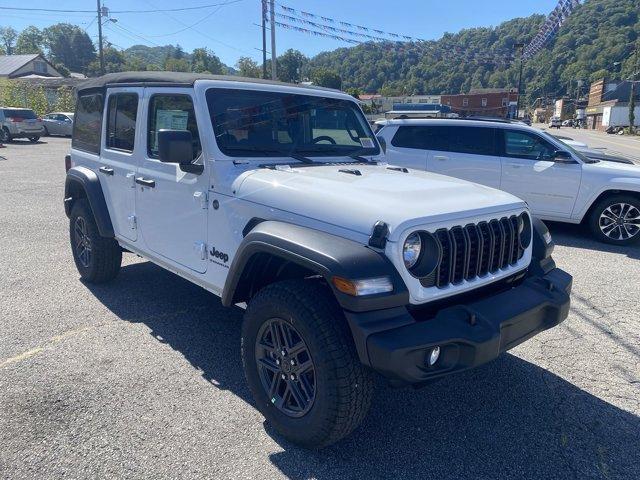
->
[499,129,581,217]
[135,88,208,273]
[100,87,143,241]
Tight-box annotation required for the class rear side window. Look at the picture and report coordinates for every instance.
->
[147,94,201,160]
[3,109,37,120]
[448,126,496,156]
[106,93,138,152]
[73,93,104,154]
[390,125,448,151]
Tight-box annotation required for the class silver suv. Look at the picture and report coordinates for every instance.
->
[0,107,45,143]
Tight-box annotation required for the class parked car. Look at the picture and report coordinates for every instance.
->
[43,112,74,136]
[549,117,562,129]
[555,136,634,165]
[377,118,640,244]
[562,119,574,127]
[63,72,571,448]
[0,107,44,142]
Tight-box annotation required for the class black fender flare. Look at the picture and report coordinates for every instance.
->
[64,166,114,238]
[221,221,409,313]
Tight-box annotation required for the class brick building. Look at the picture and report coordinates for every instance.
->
[585,78,640,130]
[441,88,519,118]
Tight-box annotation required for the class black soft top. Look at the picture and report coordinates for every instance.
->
[77,71,340,94]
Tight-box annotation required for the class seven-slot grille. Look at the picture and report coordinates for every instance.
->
[420,215,526,288]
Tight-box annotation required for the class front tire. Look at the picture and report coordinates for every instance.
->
[0,127,11,143]
[242,279,373,448]
[588,195,640,245]
[69,199,122,282]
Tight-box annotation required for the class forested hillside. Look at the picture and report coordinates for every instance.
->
[306,0,639,102]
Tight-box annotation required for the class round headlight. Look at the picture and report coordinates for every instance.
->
[403,232,422,269]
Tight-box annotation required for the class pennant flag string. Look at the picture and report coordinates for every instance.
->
[276,2,425,42]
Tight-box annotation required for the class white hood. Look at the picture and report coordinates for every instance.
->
[235,163,526,241]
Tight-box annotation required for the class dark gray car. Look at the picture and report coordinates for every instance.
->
[43,112,74,136]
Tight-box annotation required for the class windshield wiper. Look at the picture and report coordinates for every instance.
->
[288,152,315,164]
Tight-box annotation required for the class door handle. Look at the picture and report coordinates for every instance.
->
[135,177,156,188]
[99,166,114,176]
[434,155,449,161]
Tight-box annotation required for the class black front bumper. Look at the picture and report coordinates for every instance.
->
[344,268,572,385]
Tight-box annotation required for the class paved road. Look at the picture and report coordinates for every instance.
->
[1,137,639,479]
[534,123,640,163]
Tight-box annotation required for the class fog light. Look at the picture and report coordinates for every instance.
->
[427,346,441,366]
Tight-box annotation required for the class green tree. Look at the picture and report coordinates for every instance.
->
[277,49,307,83]
[0,26,18,55]
[43,24,96,73]
[87,47,124,76]
[310,68,342,89]
[236,56,261,78]
[15,26,44,55]
[55,86,75,112]
[345,87,362,98]
[191,47,224,74]
[590,69,609,82]
[164,57,191,72]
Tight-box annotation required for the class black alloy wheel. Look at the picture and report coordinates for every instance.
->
[255,317,316,417]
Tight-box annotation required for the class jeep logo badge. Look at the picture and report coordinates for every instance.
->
[209,246,229,263]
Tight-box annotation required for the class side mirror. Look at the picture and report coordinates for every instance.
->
[158,129,203,174]
[377,135,387,154]
[553,150,575,163]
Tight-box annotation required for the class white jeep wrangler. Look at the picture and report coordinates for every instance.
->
[64,72,571,448]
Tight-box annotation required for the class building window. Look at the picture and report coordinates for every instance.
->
[462,98,469,107]
[34,61,47,73]
[502,98,508,107]
[481,98,487,107]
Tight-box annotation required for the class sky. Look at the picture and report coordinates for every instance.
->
[0,0,560,67]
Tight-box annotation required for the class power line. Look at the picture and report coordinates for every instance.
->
[0,2,242,14]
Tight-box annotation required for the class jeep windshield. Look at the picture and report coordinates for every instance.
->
[206,88,380,159]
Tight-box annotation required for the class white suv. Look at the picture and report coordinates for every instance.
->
[64,73,571,448]
[377,118,640,244]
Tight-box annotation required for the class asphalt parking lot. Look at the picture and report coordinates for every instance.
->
[1,137,639,479]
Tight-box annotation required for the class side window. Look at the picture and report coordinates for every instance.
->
[391,126,423,149]
[72,93,104,154]
[503,130,555,160]
[448,126,496,156]
[390,126,448,151]
[106,93,138,152]
[148,94,201,160]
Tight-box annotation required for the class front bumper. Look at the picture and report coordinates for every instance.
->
[344,268,572,385]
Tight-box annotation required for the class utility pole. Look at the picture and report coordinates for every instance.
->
[269,0,276,80]
[261,0,267,79]
[96,0,105,75]
[515,43,525,119]
[629,40,638,134]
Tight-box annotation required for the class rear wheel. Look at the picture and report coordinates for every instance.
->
[69,199,122,282]
[588,195,640,245]
[242,279,373,448]
[0,127,10,143]
[28,136,40,143]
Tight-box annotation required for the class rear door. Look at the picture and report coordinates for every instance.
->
[426,125,501,188]
[384,126,429,169]
[135,88,209,273]
[498,129,581,217]
[99,87,143,241]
